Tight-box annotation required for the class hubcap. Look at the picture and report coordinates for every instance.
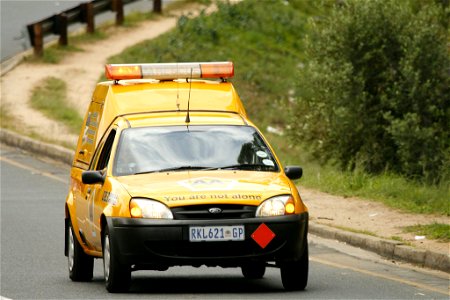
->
[68,228,74,272]
[103,235,110,281]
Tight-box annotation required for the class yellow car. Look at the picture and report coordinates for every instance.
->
[64,62,308,292]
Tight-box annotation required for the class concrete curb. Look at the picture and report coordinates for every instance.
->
[1,128,449,274]
[309,223,450,273]
[1,128,73,165]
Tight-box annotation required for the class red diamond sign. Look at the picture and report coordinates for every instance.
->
[251,223,276,249]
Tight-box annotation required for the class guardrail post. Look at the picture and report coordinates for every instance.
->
[27,0,152,55]
[84,2,95,33]
[58,13,68,46]
[113,0,124,25]
[153,0,162,13]
[32,23,43,56]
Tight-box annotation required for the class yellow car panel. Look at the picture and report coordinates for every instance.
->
[124,111,248,127]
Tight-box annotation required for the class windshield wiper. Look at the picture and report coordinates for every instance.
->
[216,163,274,170]
[134,164,274,175]
[134,166,214,175]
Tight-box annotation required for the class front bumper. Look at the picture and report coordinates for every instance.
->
[106,212,308,269]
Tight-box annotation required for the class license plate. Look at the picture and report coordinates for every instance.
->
[189,225,245,242]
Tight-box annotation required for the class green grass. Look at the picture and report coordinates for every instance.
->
[403,223,450,242]
[29,77,83,134]
[105,0,449,217]
[269,133,449,216]
[122,11,156,27]
[298,160,449,215]
[390,236,414,246]
[24,45,82,64]
[334,225,377,237]
[390,236,403,242]
[25,32,107,64]
[0,104,15,128]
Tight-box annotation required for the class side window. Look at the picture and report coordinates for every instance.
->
[91,130,116,171]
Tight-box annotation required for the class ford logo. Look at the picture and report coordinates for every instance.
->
[208,207,222,214]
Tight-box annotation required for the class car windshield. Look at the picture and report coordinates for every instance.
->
[113,125,279,176]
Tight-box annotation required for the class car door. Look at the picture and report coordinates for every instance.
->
[85,128,116,251]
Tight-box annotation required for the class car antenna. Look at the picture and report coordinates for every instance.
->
[185,68,193,124]
[176,63,180,111]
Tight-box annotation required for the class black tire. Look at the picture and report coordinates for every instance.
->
[280,243,309,291]
[241,262,266,279]
[67,221,94,281]
[103,226,131,293]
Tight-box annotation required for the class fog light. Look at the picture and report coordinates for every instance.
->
[285,202,295,214]
[130,206,142,218]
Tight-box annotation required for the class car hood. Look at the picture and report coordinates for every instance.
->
[115,170,292,207]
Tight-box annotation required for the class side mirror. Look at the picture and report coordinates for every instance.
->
[284,166,303,180]
[82,170,105,184]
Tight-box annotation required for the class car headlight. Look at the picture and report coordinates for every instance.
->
[255,195,295,217]
[129,198,173,219]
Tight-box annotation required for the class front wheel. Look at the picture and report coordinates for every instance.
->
[280,243,309,291]
[67,221,93,281]
[103,227,131,293]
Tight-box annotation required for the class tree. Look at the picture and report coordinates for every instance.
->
[289,0,449,184]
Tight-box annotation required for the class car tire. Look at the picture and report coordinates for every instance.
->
[241,262,266,279]
[67,221,94,281]
[103,227,131,293]
[280,243,308,291]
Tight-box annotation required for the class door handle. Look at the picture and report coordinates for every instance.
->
[85,188,91,200]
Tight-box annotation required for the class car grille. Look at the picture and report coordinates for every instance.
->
[171,204,257,220]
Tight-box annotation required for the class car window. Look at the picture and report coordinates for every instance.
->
[91,130,116,171]
[113,125,278,176]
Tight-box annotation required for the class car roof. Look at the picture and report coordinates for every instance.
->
[120,111,249,128]
[93,80,248,137]
[96,80,247,115]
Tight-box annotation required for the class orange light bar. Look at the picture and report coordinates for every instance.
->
[105,64,142,80]
[105,62,234,80]
[200,62,234,78]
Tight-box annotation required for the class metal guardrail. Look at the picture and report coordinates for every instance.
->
[26,0,162,56]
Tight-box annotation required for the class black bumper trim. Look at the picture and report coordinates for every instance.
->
[106,213,308,268]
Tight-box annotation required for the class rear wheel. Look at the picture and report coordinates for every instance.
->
[280,243,309,291]
[67,222,93,281]
[241,262,266,279]
[103,227,131,293]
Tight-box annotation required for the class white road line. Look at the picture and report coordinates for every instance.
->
[0,156,66,183]
[311,256,449,296]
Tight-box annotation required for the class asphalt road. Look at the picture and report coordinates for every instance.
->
[1,144,448,299]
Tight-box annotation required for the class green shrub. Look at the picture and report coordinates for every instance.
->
[289,0,449,184]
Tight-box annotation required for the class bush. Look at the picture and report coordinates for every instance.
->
[289,0,449,184]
